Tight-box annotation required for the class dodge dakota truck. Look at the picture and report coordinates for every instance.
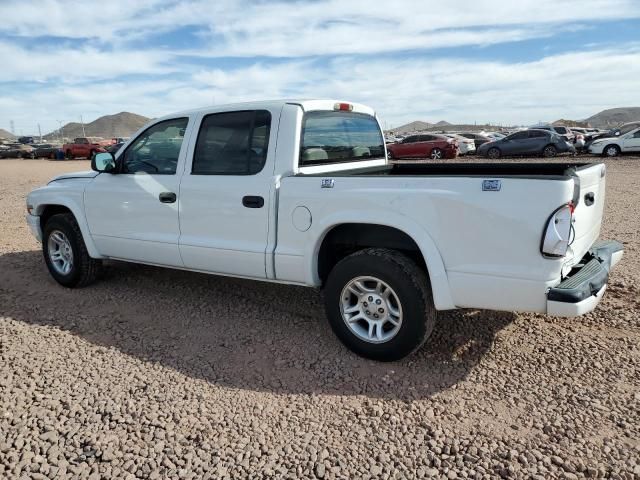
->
[63,137,107,159]
[26,100,623,361]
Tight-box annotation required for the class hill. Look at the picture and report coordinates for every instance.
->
[584,107,640,127]
[0,128,15,139]
[46,112,150,140]
[391,120,434,133]
[552,119,589,127]
[434,120,451,126]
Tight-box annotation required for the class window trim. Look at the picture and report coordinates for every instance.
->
[190,109,272,176]
[118,116,189,175]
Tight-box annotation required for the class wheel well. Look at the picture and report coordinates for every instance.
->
[317,224,427,284]
[40,205,73,231]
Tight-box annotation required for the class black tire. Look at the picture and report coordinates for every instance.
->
[324,248,436,361]
[603,144,620,157]
[430,148,443,160]
[42,213,102,288]
[387,149,394,160]
[66,150,73,159]
[487,147,501,159]
[542,144,557,158]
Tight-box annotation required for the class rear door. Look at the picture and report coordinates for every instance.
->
[503,131,529,154]
[178,108,277,278]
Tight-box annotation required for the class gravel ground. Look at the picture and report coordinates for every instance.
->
[0,157,638,479]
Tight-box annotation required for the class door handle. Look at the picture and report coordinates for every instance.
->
[242,195,264,208]
[159,192,177,203]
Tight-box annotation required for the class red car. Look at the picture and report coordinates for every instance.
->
[387,134,458,160]
[62,137,107,159]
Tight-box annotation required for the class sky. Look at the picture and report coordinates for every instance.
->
[1,0,640,135]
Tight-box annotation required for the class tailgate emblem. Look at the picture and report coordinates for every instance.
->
[482,179,501,191]
[321,179,335,188]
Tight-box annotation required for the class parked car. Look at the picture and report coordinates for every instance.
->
[457,132,493,149]
[18,136,35,144]
[443,133,475,155]
[532,125,575,143]
[62,137,107,159]
[585,122,640,150]
[32,143,62,159]
[0,143,35,159]
[588,127,640,157]
[387,133,458,159]
[105,142,125,154]
[25,99,623,361]
[477,129,575,159]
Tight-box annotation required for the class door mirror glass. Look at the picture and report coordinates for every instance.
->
[92,152,116,173]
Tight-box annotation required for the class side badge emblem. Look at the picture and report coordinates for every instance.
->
[482,179,501,192]
[321,179,335,189]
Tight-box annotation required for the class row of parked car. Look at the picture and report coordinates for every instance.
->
[0,137,129,160]
[385,121,640,159]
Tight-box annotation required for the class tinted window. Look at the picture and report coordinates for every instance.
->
[554,127,568,134]
[192,110,271,175]
[300,111,384,166]
[403,136,418,143]
[633,130,640,138]
[460,133,475,139]
[420,135,436,141]
[121,117,188,175]
[528,130,547,138]
[508,132,528,140]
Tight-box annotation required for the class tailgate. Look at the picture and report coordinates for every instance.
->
[567,163,606,265]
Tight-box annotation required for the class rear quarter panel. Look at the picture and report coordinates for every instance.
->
[276,174,575,312]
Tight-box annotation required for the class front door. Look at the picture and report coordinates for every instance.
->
[178,109,276,278]
[622,130,640,152]
[84,117,191,266]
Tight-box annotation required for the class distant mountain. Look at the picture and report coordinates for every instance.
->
[0,128,15,139]
[434,120,451,126]
[584,107,640,127]
[391,120,434,133]
[552,119,589,127]
[45,112,150,140]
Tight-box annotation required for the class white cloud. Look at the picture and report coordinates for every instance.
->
[3,45,639,134]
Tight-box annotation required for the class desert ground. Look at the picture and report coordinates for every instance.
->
[0,157,638,479]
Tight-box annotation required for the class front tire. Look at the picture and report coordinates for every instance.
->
[487,147,501,159]
[603,144,620,157]
[324,248,436,361]
[43,213,102,288]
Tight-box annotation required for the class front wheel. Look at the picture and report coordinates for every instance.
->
[487,147,501,159]
[43,213,102,288]
[324,248,436,361]
[603,145,620,157]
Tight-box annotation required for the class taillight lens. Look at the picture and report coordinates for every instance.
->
[541,203,574,257]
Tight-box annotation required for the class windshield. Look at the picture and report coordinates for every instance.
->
[300,111,384,166]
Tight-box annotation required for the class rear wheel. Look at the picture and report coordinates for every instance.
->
[66,150,73,159]
[43,213,102,288]
[487,147,501,159]
[387,149,394,159]
[604,144,620,157]
[430,148,443,160]
[324,248,436,361]
[542,145,557,158]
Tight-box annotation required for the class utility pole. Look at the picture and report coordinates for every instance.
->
[10,120,15,135]
[57,120,64,143]
[80,115,86,137]
[38,124,42,142]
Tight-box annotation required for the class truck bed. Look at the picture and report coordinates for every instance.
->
[302,162,597,179]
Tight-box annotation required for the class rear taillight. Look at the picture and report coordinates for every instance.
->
[541,203,574,257]
[334,102,353,111]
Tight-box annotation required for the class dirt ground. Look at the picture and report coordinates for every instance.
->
[0,157,638,479]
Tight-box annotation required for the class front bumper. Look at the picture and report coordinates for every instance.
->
[26,214,42,242]
[546,240,623,317]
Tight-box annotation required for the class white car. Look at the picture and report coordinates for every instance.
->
[26,99,623,361]
[443,133,476,155]
[588,127,640,157]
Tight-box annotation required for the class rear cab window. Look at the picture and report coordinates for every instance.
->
[299,111,384,166]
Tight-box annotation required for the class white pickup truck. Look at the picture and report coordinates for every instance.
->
[26,100,623,361]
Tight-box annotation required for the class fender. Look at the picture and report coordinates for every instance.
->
[31,190,104,259]
[307,210,456,310]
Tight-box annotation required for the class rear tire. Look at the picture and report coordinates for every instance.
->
[324,248,436,361]
[43,213,102,288]
[66,150,73,159]
[542,145,557,158]
[487,147,501,159]
[603,144,620,157]
[430,148,443,160]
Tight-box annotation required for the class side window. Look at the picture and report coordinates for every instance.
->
[403,136,417,143]
[633,130,640,138]
[121,117,188,175]
[420,135,434,141]
[528,130,546,138]
[509,131,528,141]
[192,110,271,175]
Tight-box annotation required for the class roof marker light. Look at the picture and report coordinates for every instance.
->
[334,103,353,111]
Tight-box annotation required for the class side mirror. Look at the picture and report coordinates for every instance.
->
[92,152,116,173]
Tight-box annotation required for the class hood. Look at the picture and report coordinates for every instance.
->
[48,170,99,184]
